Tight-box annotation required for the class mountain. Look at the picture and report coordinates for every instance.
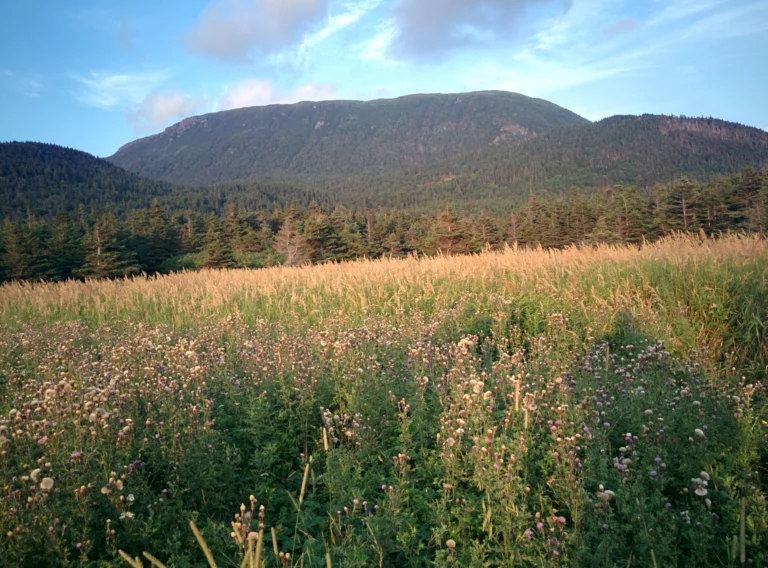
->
[108,91,590,184]
[291,114,768,210]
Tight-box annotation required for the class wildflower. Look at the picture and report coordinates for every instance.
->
[650,470,658,478]
[694,428,705,438]
[700,471,710,481]
[524,529,534,540]
[446,539,456,550]
[597,490,615,502]
[30,469,41,483]
[127,494,135,502]
[40,478,54,491]
[695,488,708,497]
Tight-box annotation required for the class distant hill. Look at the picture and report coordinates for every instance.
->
[108,91,589,184]
[0,142,319,218]
[0,142,178,217]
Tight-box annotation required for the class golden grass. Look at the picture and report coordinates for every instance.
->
[0,233,766,342]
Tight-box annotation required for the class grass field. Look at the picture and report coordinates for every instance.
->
[1,233,767,567]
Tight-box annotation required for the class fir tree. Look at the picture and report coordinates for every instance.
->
[203,217,238,269]
[427,204,467,255]
[48,212,83,281]
[76,215,139,279]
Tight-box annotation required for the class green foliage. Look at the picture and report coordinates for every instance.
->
[108,91,588,184]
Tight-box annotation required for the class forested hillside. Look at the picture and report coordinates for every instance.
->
[0,142,323,219]
[108,91,589,184]
[0,142,175,217]
[290,115,768,210]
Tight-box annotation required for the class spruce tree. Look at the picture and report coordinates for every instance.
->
[427,204,467,255]
[203,217,238,269]
[76,215,139,279]
[48,212,83,281]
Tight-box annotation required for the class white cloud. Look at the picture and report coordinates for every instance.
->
[184,0,331,61]
[390,0,569,60]
[305,0,383,46]
[219,79,337,110]
[460,0,768,102]
[73,71,167,109]
[269,0,385,68]
[129,92,204,131]
[354,22,399,65]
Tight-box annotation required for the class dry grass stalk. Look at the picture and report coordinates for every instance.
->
[189,521,217,568]
[118,550,143,568]
[142,552,168,568]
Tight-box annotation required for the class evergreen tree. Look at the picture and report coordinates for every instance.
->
[468,211,502,252]
[0,218,52,281]
[587,215,617,244]
[203,216,238,269]
[613,186,651,243]
[427,204,467,255]
[504,212,521,245]
[699,178,730,234]
[48,212,83,281]
[664,178,700,232]
[304,206,344,262]
[76,214,139,279]
[180,214,204,254]
[144,200,177,273]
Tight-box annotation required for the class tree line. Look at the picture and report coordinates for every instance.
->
[1,168,766,282]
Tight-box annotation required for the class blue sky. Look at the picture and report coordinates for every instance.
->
[1,0,766,157]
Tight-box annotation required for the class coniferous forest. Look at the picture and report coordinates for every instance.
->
[1,166,766,282]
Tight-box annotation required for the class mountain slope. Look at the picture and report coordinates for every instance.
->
[108,91,589,184]
[296,114,768,210]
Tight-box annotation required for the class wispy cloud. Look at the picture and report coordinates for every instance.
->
[353,21,399,66]
[72,71,168,109]
[183,0,331,62]
[1,69,44,98]
[219,78,337,110]
[461,0,768,104]
[269,0,385,68]
[129,92,204,132]
[389,0,571,61]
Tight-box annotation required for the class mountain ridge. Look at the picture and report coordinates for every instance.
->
[108,90,590,184]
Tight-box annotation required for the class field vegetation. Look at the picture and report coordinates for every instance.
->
[1,233,767,567]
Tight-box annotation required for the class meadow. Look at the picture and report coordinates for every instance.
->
[1,233,767,567]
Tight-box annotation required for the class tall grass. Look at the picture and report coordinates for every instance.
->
[0,233,766,566]
[2,233,766,374]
